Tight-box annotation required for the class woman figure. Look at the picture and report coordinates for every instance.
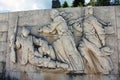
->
[39,10,84,72]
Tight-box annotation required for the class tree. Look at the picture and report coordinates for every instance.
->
[114,0,120,5]
[61,1,69,8]
[90,0,95,6]
[72,0,85,7]
[96,0,110,6]
[52,0,61,8]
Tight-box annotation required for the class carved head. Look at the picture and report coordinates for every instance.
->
[50,9,59,19]
[85,6,94,15]
[60,11,73,20]
[21,27,30,37]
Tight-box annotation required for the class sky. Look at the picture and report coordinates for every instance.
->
[0,0,90,13]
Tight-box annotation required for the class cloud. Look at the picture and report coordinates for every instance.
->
[0,0,52,12]
[0,0,91,12]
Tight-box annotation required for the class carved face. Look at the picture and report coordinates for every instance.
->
[50,10,59,19]
[85,6,93,15]
[21,27,30,37]
[88,7,93,14]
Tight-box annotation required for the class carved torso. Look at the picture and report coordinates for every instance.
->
[16,35,34,65]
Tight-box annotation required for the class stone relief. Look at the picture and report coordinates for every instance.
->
[16,27,68,69]
[10,7,113,74]
[38,10,84,72]
[68,7,113,74]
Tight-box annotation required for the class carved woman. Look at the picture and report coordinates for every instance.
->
[77,7,113,74]
[39,10,84,72]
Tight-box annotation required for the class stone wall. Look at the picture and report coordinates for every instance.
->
[0,6,120,80]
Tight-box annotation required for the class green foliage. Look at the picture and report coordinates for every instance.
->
[90,0,95,6]
[86,0,111,6]
[96,0,110,6]
[72,0,85,7]
[114,0,120,5]
[79,2,83,7]
[60,0,113,8]
[61,1,69,8]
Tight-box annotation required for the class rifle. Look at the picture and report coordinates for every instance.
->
[10,16,19,63]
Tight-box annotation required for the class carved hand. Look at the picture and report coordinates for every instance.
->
[107,22,112,26]
[38,27,43,33]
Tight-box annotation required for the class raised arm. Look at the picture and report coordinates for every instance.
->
[39,18,62,33]
[95,16,111,26]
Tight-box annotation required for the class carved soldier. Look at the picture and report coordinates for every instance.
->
[77,7,113,74]
[15,27,53,68]
[67,6,113,74]
[15,27,68,69]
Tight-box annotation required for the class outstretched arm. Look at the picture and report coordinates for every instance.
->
[39,20,62,33]
[95,16,111,26]
[98,19,111,26]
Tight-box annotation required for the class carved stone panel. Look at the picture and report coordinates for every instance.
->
[7,7,114,75]
[0,6,118,80]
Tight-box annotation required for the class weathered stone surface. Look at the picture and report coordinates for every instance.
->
[0,62,4,73]
[5,73,119,80]
[9,62,36,72]
[105,35,118,74]
[18,10,51,26]
[0,42,7,52]
[100,75,118,80]
[0,22,8,32]
[6,71,20,80]
[8,12,18,28]
[115,6,120,28]
[0,51,6,62]
[0,67,3,74]
[6,12,19,74]
[117,28,120,39]
[94,6,116,35]
[118,40,120,78]
[0,6,119,80]
[94,6,115,22]
[105,27,115,34]
[0,13,8,21]
[118,40,120,59]
[0,32,7,41]
[58,8,83,20]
